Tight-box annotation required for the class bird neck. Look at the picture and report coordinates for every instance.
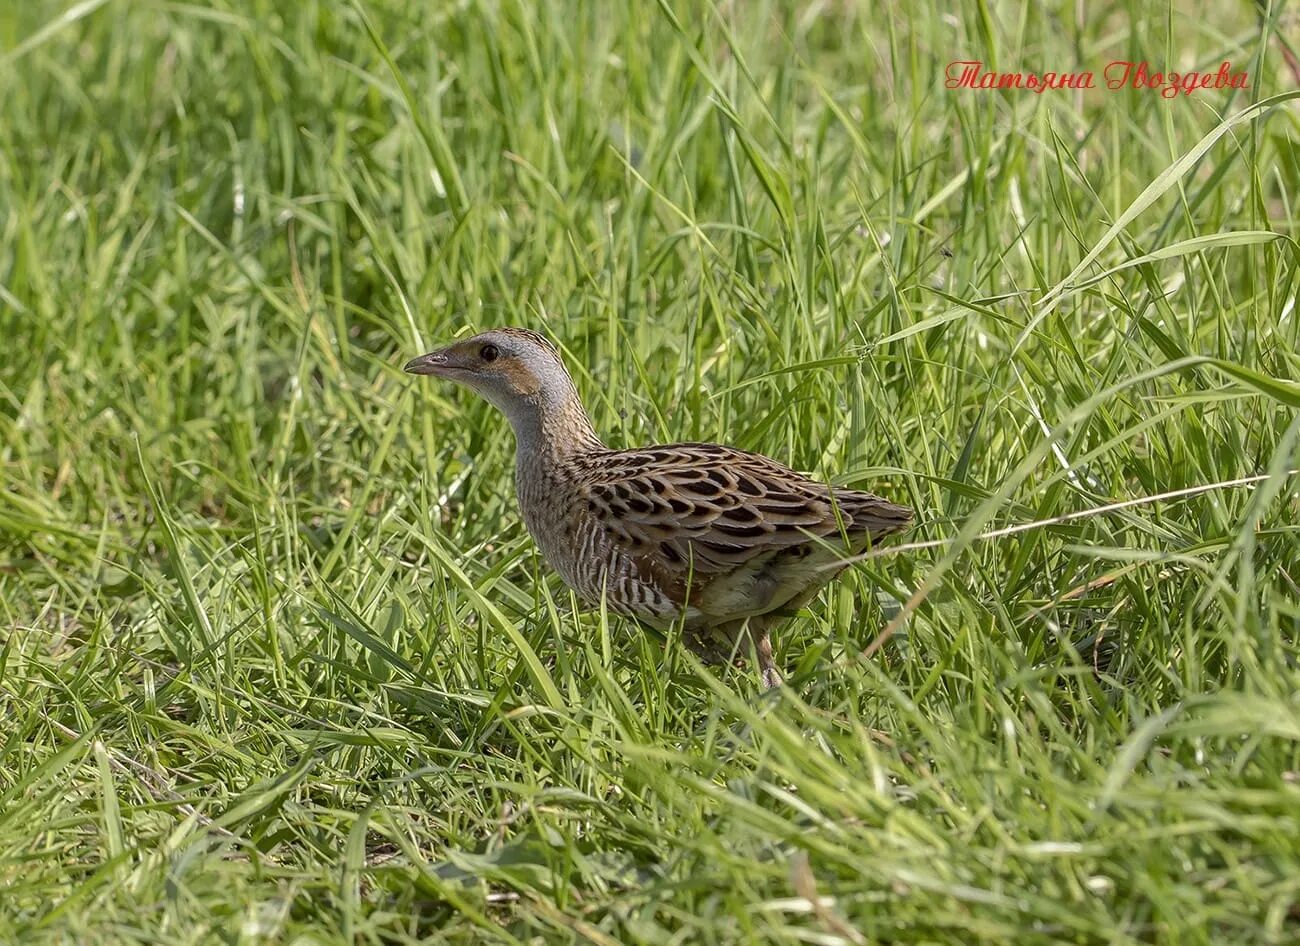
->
[507,377,604,462]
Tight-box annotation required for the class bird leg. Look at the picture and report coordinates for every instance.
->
[752,625,782,690]
[707,615,785,691]
[683,619,783,689]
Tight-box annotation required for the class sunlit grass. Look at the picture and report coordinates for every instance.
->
[1,0,1299,942]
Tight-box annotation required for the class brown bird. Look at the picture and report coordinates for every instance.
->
[404,328,912,688]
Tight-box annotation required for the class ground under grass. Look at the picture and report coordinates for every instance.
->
[2,1,1299,943]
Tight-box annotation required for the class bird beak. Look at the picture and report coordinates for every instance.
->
[403,348,456,376]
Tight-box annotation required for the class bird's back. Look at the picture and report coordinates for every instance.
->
[518,441,912,628]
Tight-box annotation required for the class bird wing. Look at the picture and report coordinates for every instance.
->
[573,443,913,580]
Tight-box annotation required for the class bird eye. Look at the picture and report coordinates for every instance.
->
[480,344,499,362]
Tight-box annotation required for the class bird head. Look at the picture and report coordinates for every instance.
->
[403,328,569,408]
[404,329,599,453]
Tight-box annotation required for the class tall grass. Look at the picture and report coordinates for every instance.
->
[1,0,1298,942]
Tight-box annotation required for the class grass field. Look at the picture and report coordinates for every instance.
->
[2,0,1300,942]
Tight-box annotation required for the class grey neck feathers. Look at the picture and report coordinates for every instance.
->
[502,373,604,460]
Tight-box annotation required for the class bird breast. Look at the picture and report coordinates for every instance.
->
[515,455,685,624]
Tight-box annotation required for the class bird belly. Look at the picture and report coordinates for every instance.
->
[697,542,850,623]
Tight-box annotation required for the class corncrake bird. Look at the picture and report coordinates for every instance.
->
[405,328,912,688]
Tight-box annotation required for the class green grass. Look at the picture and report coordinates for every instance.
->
[2,0,1300,942]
